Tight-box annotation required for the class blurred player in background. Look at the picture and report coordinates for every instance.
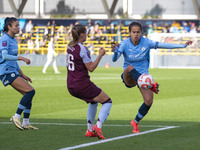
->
[42,36,60,74]
[66,24,112,139]
[111,21,192,133]
[0,17,38,130]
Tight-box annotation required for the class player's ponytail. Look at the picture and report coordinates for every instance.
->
[68,24,86,47]
[3,17,18,32]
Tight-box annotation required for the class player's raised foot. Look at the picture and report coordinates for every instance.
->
[92,125,105,139]
[131,120,139,133]
[150,82,159,94]
[23,124,38,130]
[85,129,98,137]
[10,116,24,131]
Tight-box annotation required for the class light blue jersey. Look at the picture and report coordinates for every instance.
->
[112,37,186,74]
[0,33,20,76]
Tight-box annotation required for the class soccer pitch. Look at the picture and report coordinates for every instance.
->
[0,66,200,150]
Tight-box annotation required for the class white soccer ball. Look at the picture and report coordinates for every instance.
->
[137,74,154,90]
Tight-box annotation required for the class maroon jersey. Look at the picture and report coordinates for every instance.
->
[66,42,92,88]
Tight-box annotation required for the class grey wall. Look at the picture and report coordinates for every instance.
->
[17,54,124,67]
[151,55,200,68]
[18,54,200,69]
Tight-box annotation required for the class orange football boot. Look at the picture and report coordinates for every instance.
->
[131,120,139,133]
[92,125,105,139]
[150,82,159,94]
[85,129,97,137]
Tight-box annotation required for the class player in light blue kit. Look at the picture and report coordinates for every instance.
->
[0,17,38,130]
[111,21,192,133]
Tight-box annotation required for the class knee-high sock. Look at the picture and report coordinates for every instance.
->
[23,102,32,118]
[16,90,35,116]
[23,103,32,125]
[87,102,98,124]
[87,102,98,131]
[135,102,151,123]
[97,98,112,128]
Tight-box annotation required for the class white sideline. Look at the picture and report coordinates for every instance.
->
[0,122,179,150]
[59,126,179,150]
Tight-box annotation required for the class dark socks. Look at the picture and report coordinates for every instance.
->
[135,102,151,123]
[16,90,35,115]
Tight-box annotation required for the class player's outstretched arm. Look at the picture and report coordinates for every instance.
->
[85,47,105,72]
[157,40,192,49]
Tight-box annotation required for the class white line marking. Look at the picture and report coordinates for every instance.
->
[0,122,171,128]
[0,122,179,149]
[59,126,179,150]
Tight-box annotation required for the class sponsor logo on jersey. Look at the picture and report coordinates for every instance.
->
[2,41,7,47]
[128,49,132,51]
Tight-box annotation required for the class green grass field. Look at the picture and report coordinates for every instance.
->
[0,66,200,150]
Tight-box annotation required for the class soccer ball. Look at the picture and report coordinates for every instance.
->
[137,74,154,90]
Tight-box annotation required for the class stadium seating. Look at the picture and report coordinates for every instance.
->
[1,24,200,56]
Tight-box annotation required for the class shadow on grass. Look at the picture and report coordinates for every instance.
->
[0,117,199,150]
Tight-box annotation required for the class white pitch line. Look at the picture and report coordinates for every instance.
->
[59,126,179,150]
[0,122,179,149]
[0,122,171,128]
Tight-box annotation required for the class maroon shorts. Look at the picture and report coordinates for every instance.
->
[67,81,102,103]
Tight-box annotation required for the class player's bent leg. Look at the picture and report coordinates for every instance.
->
[93,91,110,104]
[140,88,153,106]
[11,76,34,94]
[131,89,153,133]
[86,102,98,137]
[123,65,137,87]
[11,77,38,130]
[128,65,142,82]
[92,91,112,139]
